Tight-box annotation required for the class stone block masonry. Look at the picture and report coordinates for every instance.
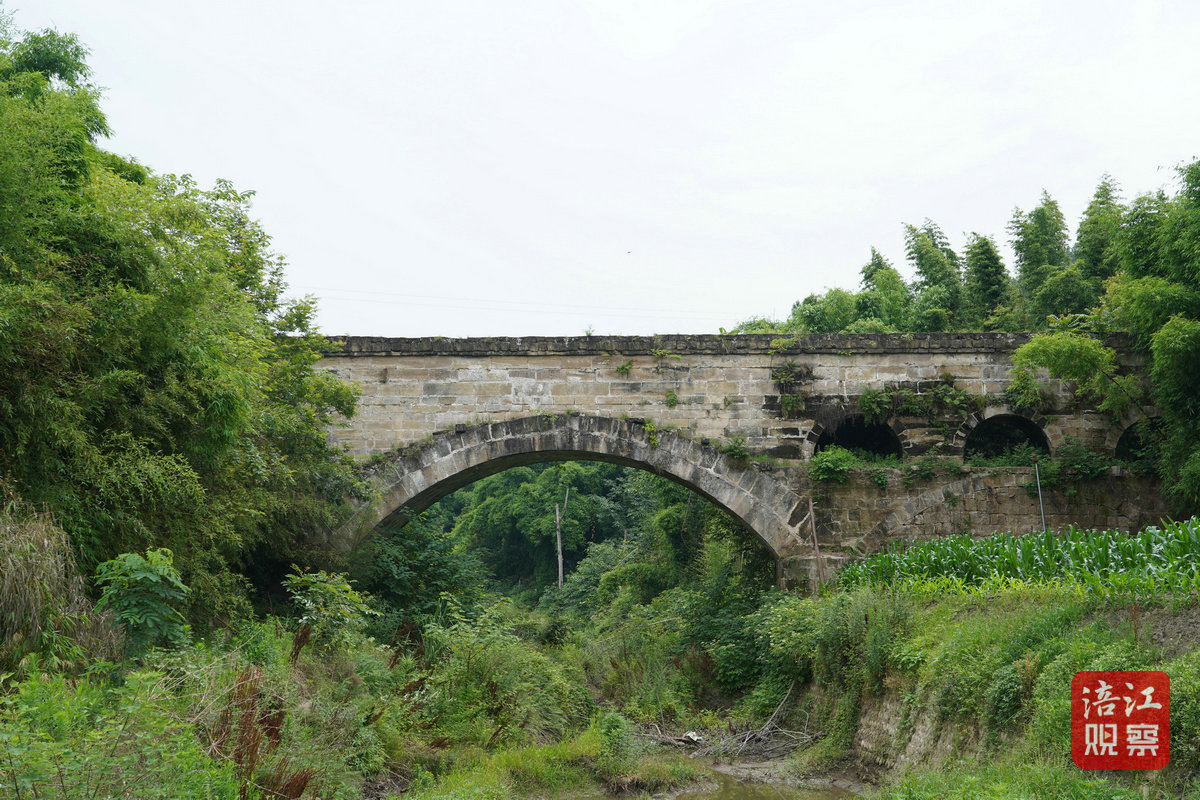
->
[319,333,1122,459]
[318,333,1163,584]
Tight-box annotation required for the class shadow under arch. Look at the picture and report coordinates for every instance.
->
[345,414,812,559]
[814,416,904,458]
[1115,417,1163,469]
[949,405,1050,458]
[962,412,1051,460]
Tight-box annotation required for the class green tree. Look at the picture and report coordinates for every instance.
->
[353,514,486,624]
[962,234,1010,328]
[1009,191,1070,324]
[904,221,962,325]
[95,549,190,654]
[1013,160,1200,514]
[450,462,627,589]
[1074,175,1123,285]
[282,567,377,650]
[856,248,910,330]
[1151,315,1200,510]
[787,288,859,333]
[1008,331,1141,419]
[1097,275,1200,346]
[1117,191,1173,279]
[1032,264,1096,320]
[0,22,364,623]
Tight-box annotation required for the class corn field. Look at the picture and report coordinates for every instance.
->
[837,517,1200,597]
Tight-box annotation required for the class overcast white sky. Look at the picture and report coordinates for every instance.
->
[12,1,1200,337]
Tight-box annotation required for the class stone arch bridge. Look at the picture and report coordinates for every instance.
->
[319,333,1164,584]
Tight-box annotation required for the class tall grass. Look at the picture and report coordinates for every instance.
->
[0,503,121,672]
[838,517,1200,598]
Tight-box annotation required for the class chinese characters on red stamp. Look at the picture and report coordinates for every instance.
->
[1072,670,1170,770]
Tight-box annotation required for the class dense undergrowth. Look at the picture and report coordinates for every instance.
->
[0,478,767,799]
[6,494,1200,798]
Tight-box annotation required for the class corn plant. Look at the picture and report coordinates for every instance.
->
[837,517,1200,598]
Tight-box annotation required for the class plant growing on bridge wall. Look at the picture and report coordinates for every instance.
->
[615,359,634,376]
[771,359,812,392]
[643,421,660,447]
[858,378,984,426]
[650,349,682,373]
[868,467,890,490]
[1008,331,1142,420]
[859,389,891,425]
[665,390,679,408]
[809,446,858,483]
[1019,437,1116,498]
[771,359,812,420]
[779,393,806,418]
[718,434,749,462]
[901,454,954,489]
[768,337,798,354]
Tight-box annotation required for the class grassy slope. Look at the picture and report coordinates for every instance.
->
[768,583,1200,799]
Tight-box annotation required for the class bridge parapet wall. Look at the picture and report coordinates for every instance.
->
[318,333,1115,460]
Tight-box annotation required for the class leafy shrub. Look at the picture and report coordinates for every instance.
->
[1041,436,1115,488]
[95,548,189,654]
[595,711,633,779]
[1164,648,1200,774]
[983,660,1027,735]
[754,593,817,686]
[810,446,858,483]
[283,567,377,652]
[421,601,590,746]
[353,516,485,637]
[719,433,749,461]
[0,670,241,799]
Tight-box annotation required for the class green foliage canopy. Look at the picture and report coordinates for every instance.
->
[0,21,365,620]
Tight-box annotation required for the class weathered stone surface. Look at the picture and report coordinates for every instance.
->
[318,333,1163,584]
[319,333,1134,460]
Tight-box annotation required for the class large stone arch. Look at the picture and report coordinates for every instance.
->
[344,413,813,560]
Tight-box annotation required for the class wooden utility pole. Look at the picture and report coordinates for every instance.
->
[555,487,570,589]
[807,497,825,587]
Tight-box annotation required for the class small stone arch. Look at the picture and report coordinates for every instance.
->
[948,405,1049,457]
[337,414,813,559]
[1114,417,1162,463]
[799,400,913,460]
[813,416,904,459]
[956,408,1051,460]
